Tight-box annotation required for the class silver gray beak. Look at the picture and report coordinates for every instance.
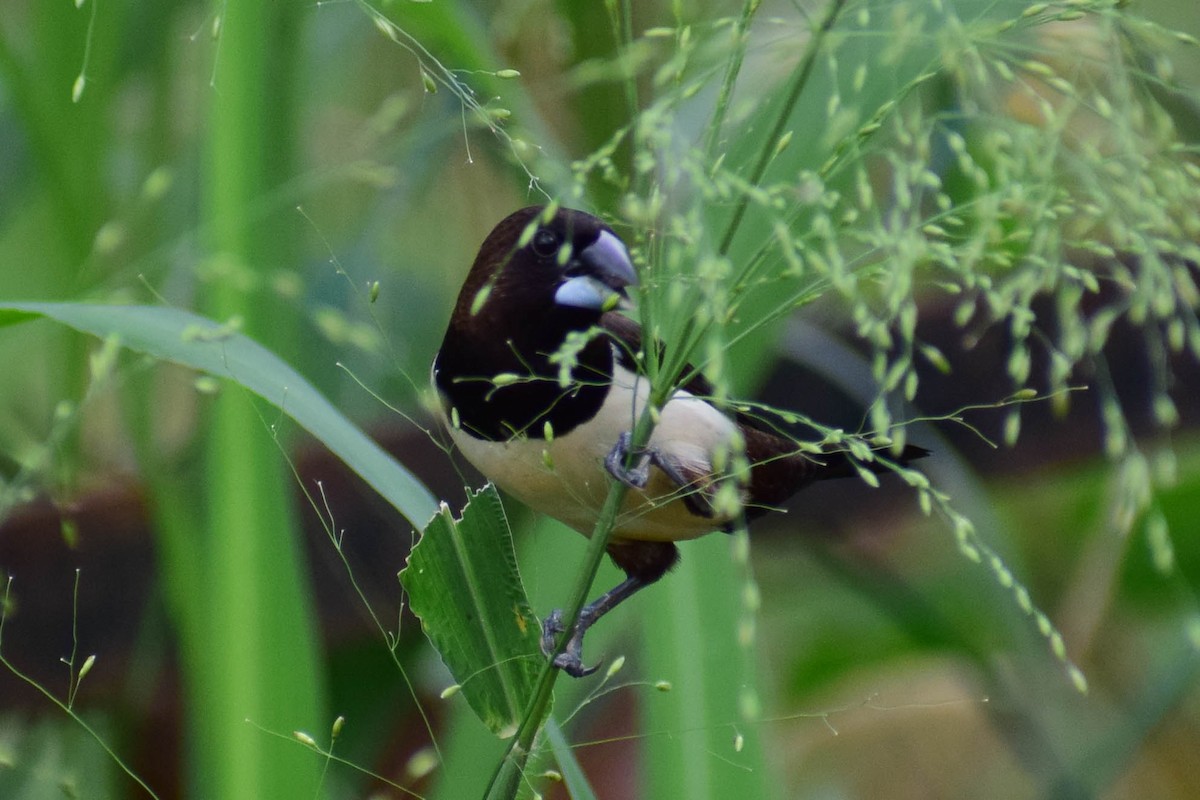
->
[554,230,638,311]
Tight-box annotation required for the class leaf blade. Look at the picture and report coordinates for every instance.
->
[402,484,542,737]
[0,302,438,528]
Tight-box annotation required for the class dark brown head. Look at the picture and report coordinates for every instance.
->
[435,206,638,440]
[449,205,637,334]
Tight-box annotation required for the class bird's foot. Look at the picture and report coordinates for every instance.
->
[605,431,652,489]
[607,433,721,519]
[540,609,600,678]
[539,608,565,656]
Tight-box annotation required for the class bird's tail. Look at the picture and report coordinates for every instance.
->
[808,443,930,481]
[742,434,930,523]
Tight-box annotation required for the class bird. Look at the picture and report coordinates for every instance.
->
[432,205,927,677]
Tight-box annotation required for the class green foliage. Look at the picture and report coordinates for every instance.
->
[0,303,437,527]
[0,715,120,800]
[2,0,1200,798]
[401,484,542,738]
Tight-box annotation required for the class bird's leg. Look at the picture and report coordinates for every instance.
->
[541,575,651,677]
[542,540,680,678]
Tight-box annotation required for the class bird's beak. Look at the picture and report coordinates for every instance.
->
[554,230,638,312]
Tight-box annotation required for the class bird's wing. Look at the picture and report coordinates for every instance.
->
[598,312,717,398]
[599,311,791,436]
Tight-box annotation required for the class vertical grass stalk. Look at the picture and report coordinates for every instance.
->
[151,2,326,796]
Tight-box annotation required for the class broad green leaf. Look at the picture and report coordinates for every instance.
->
[0,302,437,528]
[402,483,542,737]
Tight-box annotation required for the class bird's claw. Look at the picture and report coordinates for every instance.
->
[605,431,652,489]
[553,649,600,678]
[540,609,600,678]
[540,609,565,655]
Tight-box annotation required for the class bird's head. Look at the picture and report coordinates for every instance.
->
[453,206,637,328]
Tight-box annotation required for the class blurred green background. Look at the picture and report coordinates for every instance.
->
[1,0,1199,798]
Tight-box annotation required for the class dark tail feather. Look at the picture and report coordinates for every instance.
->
[813,443,930,481]
[742,431,931,523]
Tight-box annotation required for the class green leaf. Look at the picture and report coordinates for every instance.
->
[0,302,437,528]
[641,534,773,798]
[402,484,542,738]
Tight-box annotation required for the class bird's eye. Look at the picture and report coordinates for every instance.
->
[531,229,560,258]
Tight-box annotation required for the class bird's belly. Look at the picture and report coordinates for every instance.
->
[444,368,737,543]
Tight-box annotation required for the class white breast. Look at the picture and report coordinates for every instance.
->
[436,354,737,542]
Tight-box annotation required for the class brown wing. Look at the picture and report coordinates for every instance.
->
[599,312,718,399]
[600,311,811,517]
[599,312,929,522]
[600,312,772,429]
